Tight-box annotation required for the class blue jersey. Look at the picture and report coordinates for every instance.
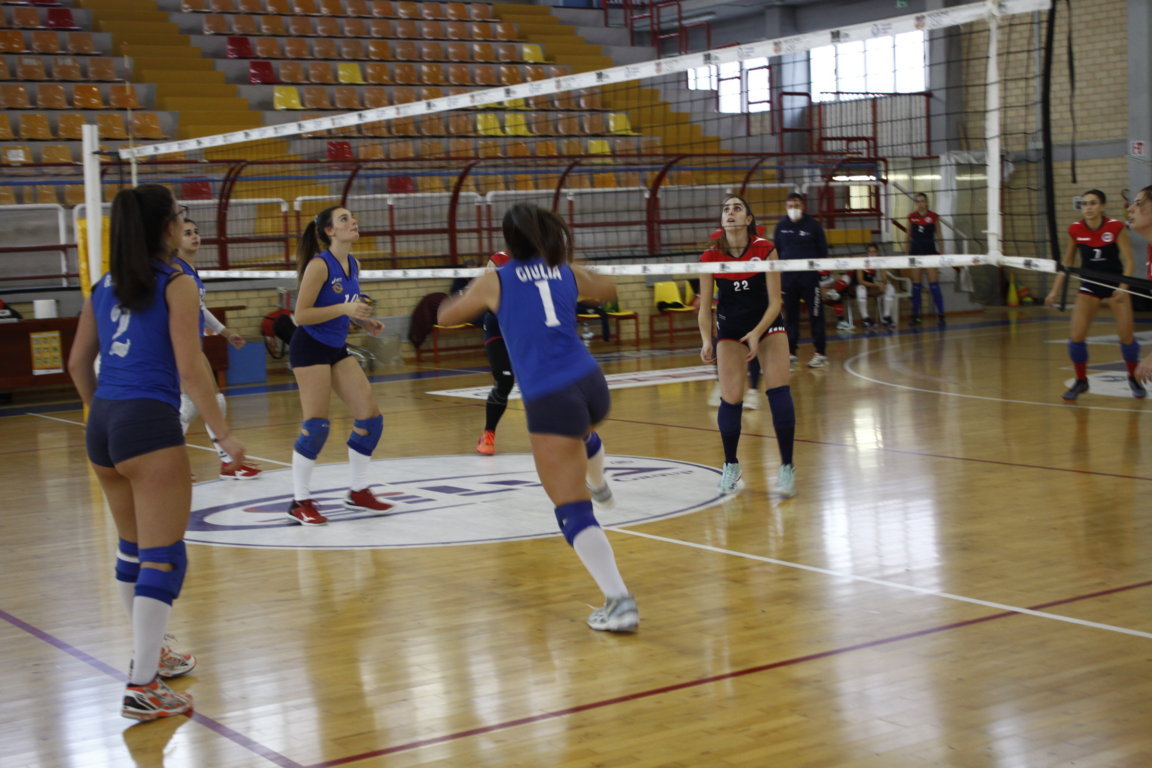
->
[300,250,360,348]
[772,215,828,262]
[92,260,182,410]
[495,258,598,402]
[172,255,206,337]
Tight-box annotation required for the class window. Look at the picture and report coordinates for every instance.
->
[811,30,926,102]
[687,57,771,114]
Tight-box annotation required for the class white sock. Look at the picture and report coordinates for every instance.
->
[348,447,371,492]
[586,445,606,490]
[178,394,195,436]
[572,526,628,599]
[117,580,135,620]
[292,451,316,501]
[130,594,171,685]
[205,393,231,461]
[883,285,896,317]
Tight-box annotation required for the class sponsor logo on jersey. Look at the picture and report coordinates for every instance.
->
[331,277,344,294]
[187,455,725,550]
[1101,231,1114,243]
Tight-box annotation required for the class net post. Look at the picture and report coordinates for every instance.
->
[985,0,1003,258]
[81,123,103,292]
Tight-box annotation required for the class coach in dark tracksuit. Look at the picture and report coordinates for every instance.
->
[773,192,829,368]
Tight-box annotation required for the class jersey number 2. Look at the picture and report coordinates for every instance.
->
[533,280,561,327]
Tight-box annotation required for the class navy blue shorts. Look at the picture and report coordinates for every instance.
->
[909,242,938,256]
[1078,274,1121,300]
[482,311,502,343]
[524,369,610,437]
[86,397,185,468]
[717,311,785,343]
[289,327,350,368]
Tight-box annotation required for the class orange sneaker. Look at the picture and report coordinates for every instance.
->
[476,429,496,456]
[219,461,261,480]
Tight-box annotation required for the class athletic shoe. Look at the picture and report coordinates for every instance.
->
[589,481,615,509]
[743,388,761,409]
[158,635,196,679]
[776,464,796,498]
[345,487,395,513]
[1129,376,1147,399]
[807,354,829,369]
[911,316,923,326]
[862,318,876,329]
[287,499,328,526]
[882,316,896,328]
[219,461,261,480]
[1062,379,1089,401]
[587,594,638,632]
[718,462,742,494]
[836,320,854,331]
[707,382,722,407]
[122,677,194,722]
[476,429,496,456]
[788,354,798,370]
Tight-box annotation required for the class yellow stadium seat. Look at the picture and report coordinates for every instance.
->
[273,86,304,110]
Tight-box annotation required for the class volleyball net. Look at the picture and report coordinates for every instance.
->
[83,0,1058,295]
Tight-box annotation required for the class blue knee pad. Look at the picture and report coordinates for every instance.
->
[115,538,139,584]
[555,500,599,546]
[1121,341,1141,363]
[584,431,602,458]
[347,414,383,457]
[294,418,330,460]
[135,541,188,605]
[1068,340,1088,364]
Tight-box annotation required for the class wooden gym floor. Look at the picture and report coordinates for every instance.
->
[1,307,1150,767]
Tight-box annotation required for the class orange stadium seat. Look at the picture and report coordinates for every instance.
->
[287,16,312,36]
[470,3,494,21]
[0,187,18,205]
[443,20,469,40]
[66,32,96,55]
[307,62,335,84]
[366,40,391,61]
[313,38,339,60]
[279,61,307,83]
[494,42,519,62]
[421,63,446,85]
[319,0,345,15]
[0,116,13,141]
[421,20,444,39]
[52,56,83,81]
[260,16,286,36]
[230,15,260,36]
[340,39,364,60]
[36,83,69,109]
[363,62,391,84]
[498,64,522,85]
[11,8,44,29]
[368,18,392,37]
[300,86,332,109]
[418,113,444,135]
[294,0,319,14]
[1,84,32,109]
[357,142,385,160]
[209,0,235,11]
[19,112,54,140]
[493,22,516,41]
[390,116,417,136]
[420,1,443,19]
[391,85,415,103]
[96,113,128,139]
[130,113,166,140]
[393,62,419,84]
[108,84,139,110]
[332,86,361,109]
[343,17,368,36]
[446,63,471,85]
[253,37,281,58]
[445,41,471,62]
[283,39,311,60]
[345,0,370,14]
[421,41,444,61]
[183,0,209,10]
[316,17,341,37]
[369,0,391,17]
[472,64,497,87]
[0,30,27,54]
[266,0,291,12]
[202,14,229,35]
[393,19,419,40]
[55,112,85,140]
[40,143,74,172]
[17,56,48,81]
[394,1,419,18]
[472,42,495,61]
[362,86,389,108]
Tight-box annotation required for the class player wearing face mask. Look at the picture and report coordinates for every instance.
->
[772,192,830,368]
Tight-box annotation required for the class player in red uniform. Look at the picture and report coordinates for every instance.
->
[903,193,946,326]
[1045,189,1144,399]
[475,250,516,455]
[697,195,796,498]
[1128,185,1152,384]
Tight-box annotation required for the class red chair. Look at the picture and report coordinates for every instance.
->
[45,8,80,29]
[226,36,254,59]
[326,140,353,161]
[180,180,213,200]
[248,61,278,84]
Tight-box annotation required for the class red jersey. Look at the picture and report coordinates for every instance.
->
[1067,218,1125,275]
[489,250,511,268]
[908,210,939,254]
[701,236,775,316]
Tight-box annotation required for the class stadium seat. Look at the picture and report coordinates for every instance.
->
[394,41,419,62]
[52,56,82,81]
[609,113,638,135]
[472,65,498,87]
[332,86,361,109]
[66,32,95,55]
[367,40,391,61]
[525,64,547,82]
[528,112,553,135]
[582,112,607,135]
[45,8,79,30]
[96,113,128,139]
[0,30,26,54]
[503,113,532,137]
[225,36,254,58]
[554,114,580,136]
[316,18,341,38]
[446,63,471,85]
[1,144,35,173]
[87,58,117,81]
[394,1,419,18]
[343,18,368,37]
[361,119,389,137]
[283,39,311,60]
[444,2,467,20]
[390,117,417,136]
[357,142,385,160]
[420,1,443,19]
[393,63,419,84]
[444,41,471,62]
[368,18,391,37]
[300,86,332,109]
[446,113,471,135]
[471,42,496,62]
[0,186,18,205]
[55,113,85,140]
[71,84,104,109]
[313,38,339,61]
[494,42,519,62]
[266,0,291,12]
[251,39,281,60]
[421,41,444,61]
[11,7,44,29]
[209,0,235,11]
[272,85,303,109]
[182,0,209,10]
[498,64,522,85]
[36,83,68,109]
[337,62,365,84]
[202,14,229,35]
[392,86,415,103]
[418,113,444,136]
[0,116,13,141]
[294,0,319,14]
[40,143,74,172]
[30,184,60,204]
[421,63,446,86]
[307,62,336,84]
[422,20,444,39]
[17,56,48,81]
[131,113,166,139]
[108,84,139,110]
[230,15,260,36]
[363,63,391,85]
[522,43,544,63]
[345,0,370,15]
[475,113,501,137]
[1,84,32,109]
[248,61,278,84]
[492,22,517,41]
[259,15,286,35]
[369,0,392,17]
[326,140,353,161]
[63,184,86,206]
[236,0,263,12]
[319,0,345,15]
[443,20,469,40]
[287,16,312,36]
[18,112,54,140]
[279,61,308,83]
[469,3,493,20]
[340,39,364,60]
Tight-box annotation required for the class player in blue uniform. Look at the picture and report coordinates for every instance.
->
[172,217,262,479]
[1044,189,1144,399]
[904,193,946,326]
[476,250,515,455]
[438,203,637,633]
[698,194,797,498]
[68,184,246,721]
[287,206,396,525]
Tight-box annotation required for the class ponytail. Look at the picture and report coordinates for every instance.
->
[296,206,340,280]
[109,184,177,309]
[501,203,574,267]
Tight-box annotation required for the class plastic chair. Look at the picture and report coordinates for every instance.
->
[446,112,471,135]
[52,56,83,81]
[236,0,263,12]
[609,113,638,135]
[444,20,469,40]
[86,58,117,81]
[420,1,443,19]
[108,84,139,110]
[319,0,345,15]
[230,15,260,36]
[393,18,419,38]
[498,64,522,86]
[649,281,695,344]
[394,41,419,62]
[283,39,311,60]
[29,184,60,204]
[209,0,235,11]
[46,8,80,29]
[357,142,385,160]
[369,0,392,17]
[18,112,54,140]
[502,113,532,137]
[470,21,493,40]
[279,61,308,83]
[421,20,444,39]
[522,43,544,63]
[419,113,444,136]
[582,112,607,135]
[40,143,75,172]
[250,38,279,59]
[421,63,446,85]
[421,41,444,61]
[336,62,365,84]
[469,3,493,20]
[391,85,415,103]
[313,38,339,61]
[0,186,17,205]
[316,17,341,37]
[0,30,25,53]
[326,140,353,161]
[472,64,498,87]
[333,86,361,109]
[226,36,254,58]
[446,63,472,85]
[366,40,391,61]
[0,115,13,141]
[266,0,291,12]
[444,2,467,20]
[258,16,285,36]
[131,113,166,140]
[248,61,278,84]
[96,113,128,139]
[202,14,229,35]
[390,116,417,136]
[345,0,370,14]
[471,41,495,62]
[475,113,501,137]
[294,0,318,14]
[301,86,333,109]
[16,56,47,81]
[273,85,303,109]
[1,84,32,109]
[492,22,517,41]
[287,16,312,36]
[66,32,96,55]
[11,7,44,29]
[182,0,209,10]
[36,83,68,109]
[393,63,419,84]
[55,112,85,140]
[494,42,519,62]
[307,62,335,84]
[394,1,419,18]
[363,63,391,85]
[524,64,547,82]
[343,18,368,37]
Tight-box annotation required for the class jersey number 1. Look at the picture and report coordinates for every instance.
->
[533,280,561,327]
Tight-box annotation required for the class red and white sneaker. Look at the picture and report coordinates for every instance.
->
[158,634,196,679]
[476,429,496,456]
[219,461,261,480]
[122,677,194,722]
[344,487,395,513]
[287,499,328,526]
